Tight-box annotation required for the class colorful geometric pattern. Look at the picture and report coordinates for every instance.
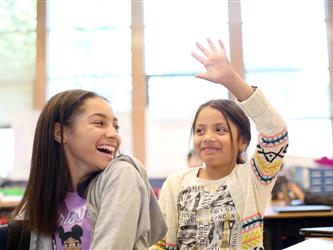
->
[151,239,176,250]
[259,129,288,148]
[251,129,289,185]
[166,245,177,250]
[241,213,263,249]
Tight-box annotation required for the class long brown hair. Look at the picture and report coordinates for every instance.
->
[191,99,251,164]
[15,89,105,235]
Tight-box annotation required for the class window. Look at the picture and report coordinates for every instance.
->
[0,0,36,126]
[2,1,333,179]
[47,0,133,153]
[0,0,36,178]
[144,0,229,175]
[241,0,331,158]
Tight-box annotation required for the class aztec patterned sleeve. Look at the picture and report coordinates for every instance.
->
[238,87,289,210]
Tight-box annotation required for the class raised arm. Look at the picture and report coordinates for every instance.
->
[191,38,253,101]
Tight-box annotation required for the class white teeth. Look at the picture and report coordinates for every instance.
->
[97,145,116,153]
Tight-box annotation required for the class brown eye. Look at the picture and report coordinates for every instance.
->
[113,124,120,131]
[195,128,204,135]
[216,127,227,133]
[94,121,104,126]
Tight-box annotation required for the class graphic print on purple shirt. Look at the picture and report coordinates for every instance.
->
[54,192,91,250]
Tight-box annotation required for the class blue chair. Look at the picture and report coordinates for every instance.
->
[0,224,8,250]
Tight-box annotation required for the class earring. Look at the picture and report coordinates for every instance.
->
[240,151,247,161]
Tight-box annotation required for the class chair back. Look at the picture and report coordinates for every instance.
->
[0,224,8,250]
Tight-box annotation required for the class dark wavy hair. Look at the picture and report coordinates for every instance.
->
[15,89,106,235]
[191,99,251,164]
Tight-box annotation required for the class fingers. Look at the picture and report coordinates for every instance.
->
[191,51,206,65]
[195,41,211,57]
[207,38,218,52]
[195,38,224,57]
[194,72,207,80]
[218,39,225,50]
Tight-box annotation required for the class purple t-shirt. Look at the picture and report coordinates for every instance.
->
[54,192,91,250]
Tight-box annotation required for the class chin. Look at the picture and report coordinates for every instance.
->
[98,162,111,171]
[204,159,222,168]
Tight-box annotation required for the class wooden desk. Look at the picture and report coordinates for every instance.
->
[284,238,333,249]
[264,208,333,219]
[263,206,333,249]
[0,201,19,208]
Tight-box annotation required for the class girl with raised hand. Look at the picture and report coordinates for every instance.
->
[153,38,288,250]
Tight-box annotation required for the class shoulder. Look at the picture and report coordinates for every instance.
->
[163,167,198,188]
[89,156,148,200]
[229,163,252,183]
[100,155,145,183]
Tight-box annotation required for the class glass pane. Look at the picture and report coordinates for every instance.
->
[48,75,132,112]
[286,119,332,158]
[147,76,228,175]
[0,82,33,125]
[245,70,330,118]
[48,0,131,28]
[0,0,36,125]
[144,0,229,74]
[147,114,195,177]
[47,1,132,112]
[116,111,133,156]
[0,0,36,32]
[48,29,131,78]
[0,129,14,178]
[0,33,36,79]
[246,118,332,161]
[242,0,328,70]
[241,0,331,158]
[241,0,329,118]
[148,76,228,118]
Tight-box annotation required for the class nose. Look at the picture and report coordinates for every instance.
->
[203,130,216,142]
[105,126,119,139]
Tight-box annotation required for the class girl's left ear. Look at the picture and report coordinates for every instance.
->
[54,122,67,144]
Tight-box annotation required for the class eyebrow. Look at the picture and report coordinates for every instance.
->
[196,122,227,126]
[88,113,118,122]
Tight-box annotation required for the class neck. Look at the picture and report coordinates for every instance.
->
[68,165,86,192]
[199,162,235,180]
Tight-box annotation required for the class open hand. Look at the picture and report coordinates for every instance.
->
[191,38,237,87]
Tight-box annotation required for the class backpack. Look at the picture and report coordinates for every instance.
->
[0,224,8,250]
[2,220,30,250]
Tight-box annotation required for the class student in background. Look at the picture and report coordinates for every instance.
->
[271,164,305,205]
[272,164,333,207]
[13,90,166,249]
[187,149,203,168]
[152,38,289,249]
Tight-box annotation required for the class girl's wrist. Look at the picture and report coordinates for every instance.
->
[226,76,254,101]
[219,69,238,86]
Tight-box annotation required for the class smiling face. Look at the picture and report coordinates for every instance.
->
[193,106,245,171]
[60,97,121,178]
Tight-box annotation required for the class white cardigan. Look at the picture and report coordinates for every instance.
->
[154,88,289,249]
